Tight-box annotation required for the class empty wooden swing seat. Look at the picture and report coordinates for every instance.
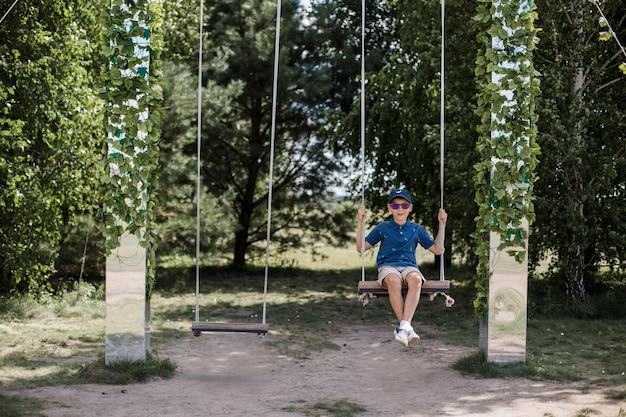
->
[192,322,269,337]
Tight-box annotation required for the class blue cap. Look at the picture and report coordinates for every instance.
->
[388,189,412,205]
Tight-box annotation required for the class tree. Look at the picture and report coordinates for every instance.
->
[0,0,103,293]
[155,60,240,262]
[314,0,480,263]
[144,0,237,264]
[532,0,626,303]
[201,0,348,266]
[392,0,481,263]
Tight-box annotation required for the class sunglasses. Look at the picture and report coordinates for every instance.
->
[389,202,411,210]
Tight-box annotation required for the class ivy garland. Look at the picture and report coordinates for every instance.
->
[472,0,541,318]
[99,0,164,298]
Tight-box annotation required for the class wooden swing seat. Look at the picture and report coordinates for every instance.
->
[191,322,269,336]
[358,279,450,297]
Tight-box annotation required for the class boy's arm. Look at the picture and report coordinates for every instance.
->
[356,205,372,253]
[428,208,448,255]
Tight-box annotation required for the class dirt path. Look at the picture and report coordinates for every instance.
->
[9,323,625,417]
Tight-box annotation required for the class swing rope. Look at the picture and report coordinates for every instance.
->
[194,0,279,331]
[359,0,448,284]
[263,0,283,326]
[194,0,204,324]
[0,0,19,26]
[439,0,446,282]
[359,0,366,283]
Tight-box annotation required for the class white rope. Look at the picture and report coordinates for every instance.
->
[194,0,204,323]
[359,1,445,283]
[439,0,446,282]
[263,0,282,325]
[194,1,275,325]
[360,0,366,282]
[0,0,18,25]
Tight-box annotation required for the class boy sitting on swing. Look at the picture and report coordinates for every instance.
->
[356,189,447,347]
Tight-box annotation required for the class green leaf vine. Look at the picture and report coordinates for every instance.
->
[472,0,541,318]
[99,0,164,298]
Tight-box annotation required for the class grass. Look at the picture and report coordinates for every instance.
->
[527,318,626,388]
[1,245,626,416]
[0,285,175,417]
[0,394,47,417]
[281,398,367,417]
[78,351,176,384]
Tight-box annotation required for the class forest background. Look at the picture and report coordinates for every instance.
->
[1,0,625,316]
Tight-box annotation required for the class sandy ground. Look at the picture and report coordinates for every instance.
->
[7,323,625,417]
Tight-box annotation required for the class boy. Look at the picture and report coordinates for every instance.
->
[356,189,447,347]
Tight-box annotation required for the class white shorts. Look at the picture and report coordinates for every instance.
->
[377,266,426,287]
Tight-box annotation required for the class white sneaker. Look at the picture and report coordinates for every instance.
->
[394,327,409,347]
[406,328,420,346]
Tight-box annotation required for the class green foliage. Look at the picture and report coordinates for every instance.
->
[591,0,626,75]
[0,281,104,322]
[396,0,483,262]
[0,0,622,312]
[529,268,626,319]
[0,0,104,294]
[55,215,105,280]
[99,0,164,297]
[159,0,357,267]
[155,61,237,262]
[315,0,481,265]
[472,0,541,317]
[531,0,626,301]
[190,0,350,266]
[160,0,201,63]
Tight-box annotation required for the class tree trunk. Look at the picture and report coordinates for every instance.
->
[563,196,587,302]
[563,0,588,303]
[233,229,248,267]
[232,97,264,267]
[564,244,587,302]
[232,166,258,268]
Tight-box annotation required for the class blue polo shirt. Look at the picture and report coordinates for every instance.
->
[365,219,435,267]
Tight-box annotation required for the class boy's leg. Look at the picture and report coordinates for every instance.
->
[383,274,410,347]
[403,272,423,345]
[402,272,423,323]
[378,267,417,347]
[382,274,404,322]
